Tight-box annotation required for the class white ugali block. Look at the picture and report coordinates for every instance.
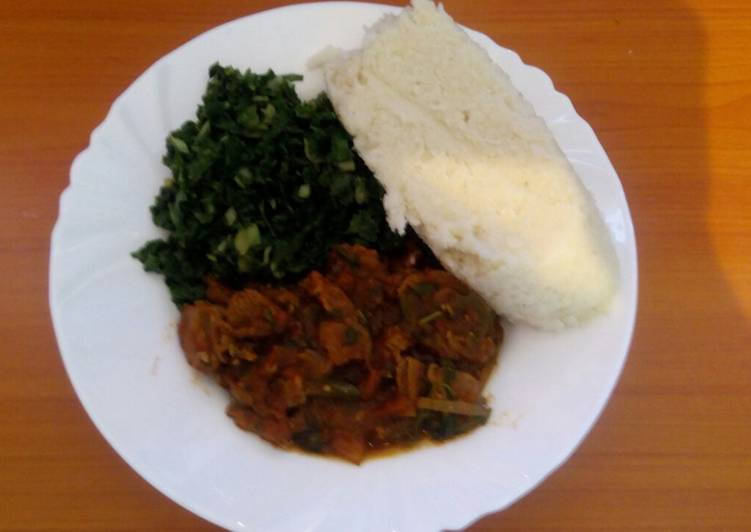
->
[320,0,619,330]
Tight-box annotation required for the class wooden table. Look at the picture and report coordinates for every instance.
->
[2,0,749,529]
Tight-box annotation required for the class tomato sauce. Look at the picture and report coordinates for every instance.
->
[179,240,502,463]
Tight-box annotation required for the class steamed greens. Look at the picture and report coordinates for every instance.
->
[133,64,402,305]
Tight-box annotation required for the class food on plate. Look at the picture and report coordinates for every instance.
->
[133,0,622,463]
[320,0,619,329]
[179,239,502,463]
[133,62,502,462]
[133,64,402,306]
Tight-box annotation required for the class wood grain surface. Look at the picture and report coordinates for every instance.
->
[1,1,749,530]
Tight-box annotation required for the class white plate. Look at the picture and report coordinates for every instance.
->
[50,2,637,531]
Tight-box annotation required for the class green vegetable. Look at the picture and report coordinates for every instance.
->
[417,399,490,441]
[420,412,487,440]
[133,64,403,305]
[343,326,360,345]
[416,397,491,417]
[297,184,311,199]
[234,224,261,255]
[292,428,325,452]
[418,310,444,326]
[410,282,437,297]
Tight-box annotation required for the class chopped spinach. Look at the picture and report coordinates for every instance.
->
[133,64,402,305]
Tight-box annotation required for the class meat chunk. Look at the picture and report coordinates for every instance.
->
[318,319,372,366]
[427,364,482,402]
[226,289,288,338]
[227,403,292,447]
[176,238,502,464]
[178,301,232,372]
[329,430,367,464]
[301,271,355,316]
[398,272,499,363]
